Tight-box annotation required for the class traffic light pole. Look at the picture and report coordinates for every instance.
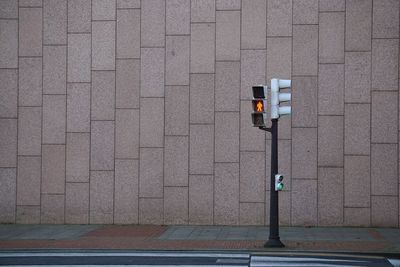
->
[263,119,285,248]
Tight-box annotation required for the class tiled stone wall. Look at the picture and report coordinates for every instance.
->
[0,0,399,227]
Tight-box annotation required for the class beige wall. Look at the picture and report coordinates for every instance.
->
[0,0,399,227]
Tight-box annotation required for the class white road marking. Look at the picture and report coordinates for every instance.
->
[388,258,400,267]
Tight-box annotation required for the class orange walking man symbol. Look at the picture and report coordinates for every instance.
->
[256,101,263,112]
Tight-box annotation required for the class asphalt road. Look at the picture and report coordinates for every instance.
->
[0,251,398,267]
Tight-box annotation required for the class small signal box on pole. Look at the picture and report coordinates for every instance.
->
[251,85,268,127]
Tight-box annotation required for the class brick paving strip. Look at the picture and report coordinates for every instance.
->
[0,225,398,254]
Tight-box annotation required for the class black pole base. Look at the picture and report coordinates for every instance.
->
[264,238,285,248]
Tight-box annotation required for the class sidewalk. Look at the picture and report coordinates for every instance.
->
[0,225,399,256]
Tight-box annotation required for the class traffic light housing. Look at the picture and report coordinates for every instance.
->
[270,79,291,119]
[275,174,284,191]
[251,85,268,127]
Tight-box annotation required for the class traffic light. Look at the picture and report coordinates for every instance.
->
[275,174,284,191]
[270,78,291,119]
[251,85,268,127]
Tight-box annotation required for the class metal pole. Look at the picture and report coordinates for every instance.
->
[264,119,284,248]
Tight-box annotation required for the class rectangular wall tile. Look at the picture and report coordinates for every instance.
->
[166,0,190,35]
[239,202,264,225]
[18,108,41,156]
[241,0,266,49]
[66,182,89,224]
[191,0,215,22]
[216,11,240,60]
[190,125,214,175]
[215,163,239,225]
[267,0,292,37]
[67,34,91,82]
[43,95,66,144]
[216,0,240,10]
[345,0,372,51]
[215,112,239,163]
[42,145,65,194]
[293,0,318,24]
[19,57,42,106]
[319,12,344,63]
[0,70,17,118]
[164,136,189,186]
[372,0,399,38]
[117,9,140,58]
[240,101,266,151]
[345,52,371,103]
[292,76,318,127]
[139,198,163,224]
[91,121,115,170]
[319,0,345,11]
[0,0,18,18]
[240,50,266,100]
[372,39,398,91]
[292,179,317,226]
[139,148,163,198]
[66,133,90,183]
[165,86,189,135]
[0,20,17,68]
[292,128,317,179]
[318,116,343,167]
[115,159,139,224]
[266,37,291,82]
[215,62,240,112]
[166,36,190,85]
[117,0,140,8]
[372,92,398,143]
[371,144,398,196]
[293,25,318,76]
[344,155,370,207]
[0,119,16,167]
[43,46,66,94]
[68,0,91,33]
[164,187,188,225]
[116,59,140,109]
[190,23,215,73]
[190,74,214,124]
[240,152,265,202]
[67,83,90,132]
[318,64,344,115]
[92,0,115,20]
[371,196,398,227]
[140,98,164,147]
[90,171,114,224]
[344,208,370,227]
[92,21,115,70]
[0,168,16,223]
[344,104,370,155]
[189,175,213,224]
[91,71,115,121]
[19,8,42,56]
[43,0,67,45]
[16,206,40,224]
[141,48,165,97]
[141,0,165,47]
[17,156,41,205]
[41,194,64,224]
[278,191,291,226]
[19,0,43,7]
[318,168,343,226]
[116,109,139,159]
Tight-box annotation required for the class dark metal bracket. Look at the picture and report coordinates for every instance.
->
[258,126,272,132]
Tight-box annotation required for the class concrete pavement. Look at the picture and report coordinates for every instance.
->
[0,225,399,256]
